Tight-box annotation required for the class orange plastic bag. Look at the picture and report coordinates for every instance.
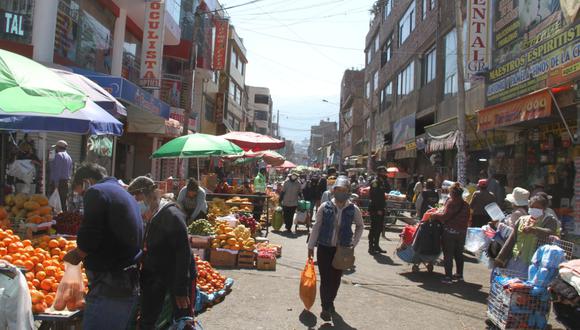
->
[299,257,317,310]
[54,263,85,311]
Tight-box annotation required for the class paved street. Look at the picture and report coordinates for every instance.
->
[198,224,495,330]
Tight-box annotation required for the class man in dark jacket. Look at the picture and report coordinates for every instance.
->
[469,179,496,227]
[59,163,142,330]
[128,176,193,329]
[368,166,391,254]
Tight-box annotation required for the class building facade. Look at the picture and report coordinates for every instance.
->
[246,86,273,135]
[339,69,365,164]
[308,120,338,168]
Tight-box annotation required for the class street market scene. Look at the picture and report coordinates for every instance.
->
[0,0,579,329]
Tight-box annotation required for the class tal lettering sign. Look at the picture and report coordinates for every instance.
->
[467,0,491,82]
[140,1,166,90]
[2,11,25,36]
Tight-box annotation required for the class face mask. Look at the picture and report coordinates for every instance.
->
[334,192,350,202]
[137,201,148,215]
[528,208,544,219]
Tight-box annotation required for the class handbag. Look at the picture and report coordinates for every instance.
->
[332,245,355,270]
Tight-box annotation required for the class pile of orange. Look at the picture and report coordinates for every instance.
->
[195,255,226,294]
[0,229,88,313]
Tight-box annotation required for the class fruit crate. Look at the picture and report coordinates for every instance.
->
[256,257,276,271]
[190,235,212,249]
[209,249,238,268]
[237,250,256,269]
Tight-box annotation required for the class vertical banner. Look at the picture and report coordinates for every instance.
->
[212,19,229,70]
[140,0,166,89]
[466,0,491,82]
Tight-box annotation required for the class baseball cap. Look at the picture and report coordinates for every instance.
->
[52,140,68,148]
[477,179,488,188]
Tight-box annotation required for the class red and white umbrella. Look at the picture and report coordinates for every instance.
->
[267,160,297,169]
[221,131,285,152]
[386,167,399,178]
[224,149,285,166]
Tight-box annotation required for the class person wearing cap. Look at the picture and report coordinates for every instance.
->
[307,176,364,321]
[49,140,73,212]
[281,171,303,232]
[504,187,530,227]
[368,166,391,254]
[176,179,208,224]
[531,180,546,197]
[469,179,497,227]
[60,163,142,330]
[128,177,193,329]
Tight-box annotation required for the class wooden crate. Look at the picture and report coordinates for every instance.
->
[257,257,276,271]
[189,235,212,249]
[209,249,238,268]
[237,250,256,268]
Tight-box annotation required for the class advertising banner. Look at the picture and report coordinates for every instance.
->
[140,0,166,89]
[478,88,552,132]
[213,19,229,70]
[487,1,580,105]
[392,114,415,150]
[215,92,225,123]
[466,0,491,82]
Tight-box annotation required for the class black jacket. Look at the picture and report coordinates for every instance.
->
[142,202,191,297]
[369,178,390,212]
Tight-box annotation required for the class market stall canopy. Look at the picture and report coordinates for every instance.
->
[151,133,244,159]
[270,160,297,169]
[220,131,285,151]
[225,149,285,166]
[51,69,127,116]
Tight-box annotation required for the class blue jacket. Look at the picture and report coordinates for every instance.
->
[317,201,354,247]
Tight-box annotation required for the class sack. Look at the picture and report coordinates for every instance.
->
[272,208,284,231]
[332,245,355,270]
[54,263,85,311]
[293,211,308,225]
[299,258,317,310]
[49,189,63,214]
[412,220,443,256]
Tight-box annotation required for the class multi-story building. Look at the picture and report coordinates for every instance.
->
[246,86,273,135]
[308,120,338,167]
[339,69,365,164]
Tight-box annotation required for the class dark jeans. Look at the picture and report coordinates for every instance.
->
[317,245,343,310]
[139,271,192,330]
[368,211,384,249]
[253,194,265,222]
[283,206,296,231]
[442,230,466,277]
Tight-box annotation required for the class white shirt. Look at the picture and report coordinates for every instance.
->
[0,262,34,330]
[308,199,364,250]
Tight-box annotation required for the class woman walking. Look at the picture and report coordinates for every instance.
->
[307,176,364,321]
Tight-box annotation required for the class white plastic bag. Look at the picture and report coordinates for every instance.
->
[7,160,35,183]
[54,262,85,311]
[293,211,307,225]
[464,227,490,254]
[49,189,62,214]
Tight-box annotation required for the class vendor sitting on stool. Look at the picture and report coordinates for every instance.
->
[177,179,208,223]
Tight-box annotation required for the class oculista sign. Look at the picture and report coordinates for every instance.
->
[140,0,166,90]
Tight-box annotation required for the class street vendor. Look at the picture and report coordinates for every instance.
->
[240,178,253,195]
[253,168,268,222]
[177,179,208,223]
[127,177,194,329]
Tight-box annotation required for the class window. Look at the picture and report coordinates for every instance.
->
[254,94,269,104]
[381,81,393,111]
[365,81,371,99]
[205,99,215,122]
[444,29,458,96]
[430,0,437,10]
[383,0,392,19]
[422,0,427,19]
[397,62,415,96]
[399,1,416,46]
[381,35,392,67]
[374,36,380,55]
[231,49,238,69]
[366,50,371,65]
[373,71,379,91]
[424,47,436,84]
[235,86,242,105]
[255,111,268,121]
[229,81,236,98]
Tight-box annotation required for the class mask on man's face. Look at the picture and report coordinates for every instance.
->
[137,201,148,215]
[291,175,297,181]
[334,191,350,202]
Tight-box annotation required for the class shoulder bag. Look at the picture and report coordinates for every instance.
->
[332,245,355,270]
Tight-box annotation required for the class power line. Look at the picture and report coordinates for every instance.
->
[231,0,347,16]
[237,27,361,51]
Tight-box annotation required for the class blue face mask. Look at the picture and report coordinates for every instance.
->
[334,192,350,202]
[137,201,148,215]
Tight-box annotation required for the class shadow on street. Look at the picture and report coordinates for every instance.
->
[400,271,488,304]
[272,230,310,239]
[299,309,317,329]
[319,312,357,330]
[372,253,401,266]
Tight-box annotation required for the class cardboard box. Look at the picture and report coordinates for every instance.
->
[237,250,256,268]
[210,249,238,268]
[192,248,207,260]
[190,235,212,248]
[257,257,276,271]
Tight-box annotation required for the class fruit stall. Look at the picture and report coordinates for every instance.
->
[206,193,273,236]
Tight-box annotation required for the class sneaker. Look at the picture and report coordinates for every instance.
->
[375,247,387,253]
[320,310,332,322]
[452,274,464,282]
[441,276,453,284]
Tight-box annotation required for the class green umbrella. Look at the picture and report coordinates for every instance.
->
[151,133,244,159]
[0,49,86,113]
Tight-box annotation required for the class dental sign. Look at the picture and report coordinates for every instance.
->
[2,11,26,37]
[466,0,491,82]
[140,0,166,90]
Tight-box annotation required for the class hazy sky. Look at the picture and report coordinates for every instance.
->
[223,0,376,142]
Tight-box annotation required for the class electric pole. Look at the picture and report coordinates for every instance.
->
[455,0,467,185]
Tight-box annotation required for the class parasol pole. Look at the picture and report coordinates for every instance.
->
[197,158,200,181]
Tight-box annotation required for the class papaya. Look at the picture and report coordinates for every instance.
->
[14,193,29,208]
[38,206,52,216]
[23,201,40,211]
[30,195,49,206]
[226,238,237,246]
[27,210,41,218]
[28,215,42,224]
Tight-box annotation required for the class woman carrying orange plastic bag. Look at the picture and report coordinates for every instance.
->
[299,257,316,310]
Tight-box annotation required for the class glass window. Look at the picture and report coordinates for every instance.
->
[381,35,392,67]
[205,98,215,122]
[55,0,80,61]
[374,36,380,55]
[365,81,370,99]
[373,71,379,91]
[229,81,236,98]
[165,0,181,24]
[383,0,392,19]
[422,0,427,19]
[397,62,415,96]
[231,49,238,69]
[424,47,436,84]
[366,50,371,65]
[254,94,269,104]
[430,0,437,10]
[399,1,415,46]
[444,29,457,96]
[255,111,268,121]
[381,81,393,111]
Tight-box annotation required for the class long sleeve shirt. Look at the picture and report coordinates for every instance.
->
[431,197,470,234]
[308,200,364,249]
[177,187,208,219]
[49,151,72,184]
[469,190,497,216]
[0,263,34,329]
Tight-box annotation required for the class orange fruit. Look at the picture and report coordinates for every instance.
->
[30,256,39,265]
[55,271,64,281]
[23,260,34,271]
[50,247,61,256]
[2,255,13,262]
[32,278,40,289]
[51,282,59,293]
[3,237,13,245]
[25,272,35,281]
[45,294,54,307]
[0,247,6,256]
[48,240,59,249]
[59,251,66,261]
[36,271,46,281]
[12,260,25,268]
[58,238,67,249]
[40,278,53,291]
[45,266,57,277]
[22,239,32,247]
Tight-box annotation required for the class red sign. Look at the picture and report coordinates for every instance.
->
[212,19,229,70]
[477,89,552,132]
[170,108,196,131]
[140,0,165,89]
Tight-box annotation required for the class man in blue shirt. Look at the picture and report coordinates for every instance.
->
[49,140,73,211]
[58,163,143,330]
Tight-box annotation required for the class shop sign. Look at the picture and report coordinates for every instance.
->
[140,0,166,89]
[2,11,25,37]
[392,114,415,149]
[215,92,225,123]
[478,89,552,132]
[487,0,580,106]
[405,141,417,151]
[161,79,182,107]
[466,0,491,82]
[212,19,229,71]
[170,107,196,130]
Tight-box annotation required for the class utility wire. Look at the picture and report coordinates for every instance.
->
[231,0,347,16]
[237,27,361,51]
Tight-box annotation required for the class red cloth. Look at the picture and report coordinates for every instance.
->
[400,225,418,245]
[430,197,470,233]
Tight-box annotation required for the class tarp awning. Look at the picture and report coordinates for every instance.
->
[425,117,458,137]
[426,131,457,153]
[127,105,165,134]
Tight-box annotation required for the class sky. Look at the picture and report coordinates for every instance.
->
[222,0,376,143]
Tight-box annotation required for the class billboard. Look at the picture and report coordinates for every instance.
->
[392,114,415,150]
[140,0,166,89]
[487,0,580,105]
[466,0,492,82]
[213,19,229,70]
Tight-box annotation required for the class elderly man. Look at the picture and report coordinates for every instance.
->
[49,140,73,211]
